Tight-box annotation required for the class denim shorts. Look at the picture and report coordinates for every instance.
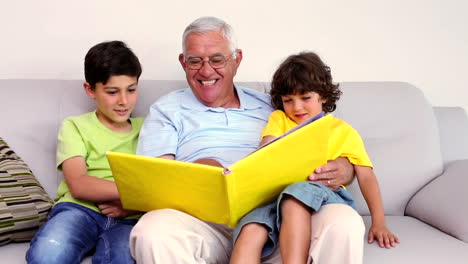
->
[233,181,356,257]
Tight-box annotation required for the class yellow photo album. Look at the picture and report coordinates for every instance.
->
[107,114,331,227]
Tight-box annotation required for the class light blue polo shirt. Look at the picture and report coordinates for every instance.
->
[136,85,274,167]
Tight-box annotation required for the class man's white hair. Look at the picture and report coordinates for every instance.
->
[182,16,238,58]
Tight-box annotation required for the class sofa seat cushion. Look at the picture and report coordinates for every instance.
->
[0,242,30,263]
[0,242,92,263]
[363,216,468,263]
[0,138,53,246]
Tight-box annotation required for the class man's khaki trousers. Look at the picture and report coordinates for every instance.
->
[130,204,364,264]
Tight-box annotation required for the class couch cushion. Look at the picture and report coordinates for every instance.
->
[335,82,444,215]
[0,137,53,245]
[433,106,468,165]
[0,242,29,263]
[406,159,468,243]
[0,80,68,198]
[0,242,92,263]
[363,216,468,263]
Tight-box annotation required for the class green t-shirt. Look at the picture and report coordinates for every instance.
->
[55,112,144,212]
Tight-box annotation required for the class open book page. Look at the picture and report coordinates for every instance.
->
[225,113,330,226]
[107,113,331,227]
[107,152,231,224]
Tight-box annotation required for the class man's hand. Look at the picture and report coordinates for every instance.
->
[308,157,354,190]
[194,158,223,168]
[97,200,138,218]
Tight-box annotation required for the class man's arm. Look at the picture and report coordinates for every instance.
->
[194,158,223,167]
[159,154,175,160]
[259,135,276,148]
[308,157,354,190]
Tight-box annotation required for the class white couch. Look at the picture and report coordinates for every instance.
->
[1,80,467,263]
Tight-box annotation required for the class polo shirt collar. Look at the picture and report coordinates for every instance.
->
[181,85,263,111]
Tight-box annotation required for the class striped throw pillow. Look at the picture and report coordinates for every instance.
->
[0,137,53,246]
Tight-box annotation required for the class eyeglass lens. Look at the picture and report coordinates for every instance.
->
[186,54,229,69]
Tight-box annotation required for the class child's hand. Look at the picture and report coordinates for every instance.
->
[368,224,400,248]
[97,200,138,218]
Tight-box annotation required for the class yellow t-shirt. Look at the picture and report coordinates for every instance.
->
[262,110,373,167]
[55,112,144,212]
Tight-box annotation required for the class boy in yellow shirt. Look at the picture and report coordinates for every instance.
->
[231,52,399,264]
[26,41,143,264]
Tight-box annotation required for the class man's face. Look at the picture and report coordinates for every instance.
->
[179,31,242,108]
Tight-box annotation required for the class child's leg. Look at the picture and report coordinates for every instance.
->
[94,218,138,264]
[279,195,312,264]
[230,223,268,264]
[26,202,99,264]
[231,202,278,263]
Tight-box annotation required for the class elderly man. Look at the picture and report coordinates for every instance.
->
[131,16,364,263]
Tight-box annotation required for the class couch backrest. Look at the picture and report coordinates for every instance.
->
[0,80,443,216]
[334,82,443,215]
[0,80,267,198]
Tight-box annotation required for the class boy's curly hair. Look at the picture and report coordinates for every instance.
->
[270,52,341,113]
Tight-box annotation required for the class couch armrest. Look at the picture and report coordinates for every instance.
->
[406,159,468,242]
[434,106,468,165]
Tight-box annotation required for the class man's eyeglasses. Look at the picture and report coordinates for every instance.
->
[185,53,234,70]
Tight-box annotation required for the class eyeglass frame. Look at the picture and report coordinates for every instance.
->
[184,51,237,70]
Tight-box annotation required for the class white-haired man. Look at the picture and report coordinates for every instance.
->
[131,16,364,264]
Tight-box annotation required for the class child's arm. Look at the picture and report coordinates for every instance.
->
[62,156,120,202]
[97,200,139,218]
[64,157,140,218]
[355,165,400,248]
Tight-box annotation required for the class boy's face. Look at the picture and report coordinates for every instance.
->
[84,75,138,132]
[281,91,326,125]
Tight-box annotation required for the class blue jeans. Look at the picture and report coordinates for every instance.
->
[26,202,137,264]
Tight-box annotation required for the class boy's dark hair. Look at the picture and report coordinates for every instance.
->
[84,40,142,88]
[270,51,341,113]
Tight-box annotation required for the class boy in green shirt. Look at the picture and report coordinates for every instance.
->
[26,40,143,264]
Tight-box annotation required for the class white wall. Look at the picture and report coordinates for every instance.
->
[1,0,467,111]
